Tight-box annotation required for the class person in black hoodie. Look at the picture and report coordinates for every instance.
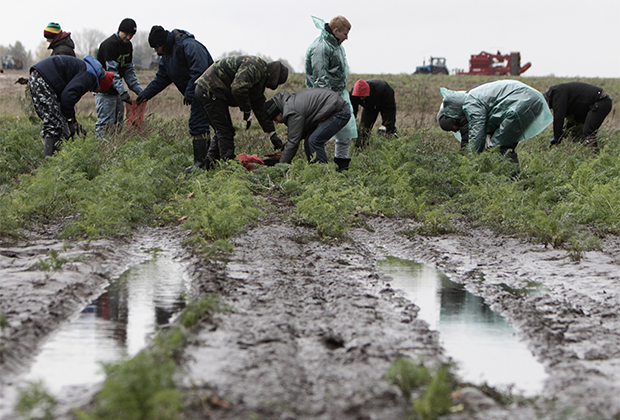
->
[543,82,613,148]
[349,79,397,147]
[95,18,143,138]
[43,22,76,57]
[29,55,114,156]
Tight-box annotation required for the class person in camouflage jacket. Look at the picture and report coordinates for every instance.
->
[194,55,288,167]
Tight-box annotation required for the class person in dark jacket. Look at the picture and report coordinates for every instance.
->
[29,55,114,156]
[43,22,75,57]
[263,88,351,167]
[349,79,397,147]
[543,82,613,148]
[136,25,213,170]
[194,55,288,169]
[95,18,144,138]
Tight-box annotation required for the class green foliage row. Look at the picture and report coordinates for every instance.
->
[385,357,455,419]
[2,115,620,255]
[71,294,223,420]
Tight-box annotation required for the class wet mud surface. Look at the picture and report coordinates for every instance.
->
[2,214,620,419]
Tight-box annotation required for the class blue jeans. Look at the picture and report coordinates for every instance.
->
[305,102,351,163]
[95,92,124,137]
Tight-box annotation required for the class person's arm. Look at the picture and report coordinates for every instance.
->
[59,72,96,119]
[549,91,567,140]
[105,60,125,94]
[464,103,488,153]
[182,41,213,101]
[123,62,143,94]
[140,62,171,99]
[279,113,305,163]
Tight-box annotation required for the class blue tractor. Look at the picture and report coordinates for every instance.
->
[414,56,449,75]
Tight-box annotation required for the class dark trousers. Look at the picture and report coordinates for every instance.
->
[195,85,236,160]
[583,96,613,139]
[305,102,351,163]
[360,106,397,139]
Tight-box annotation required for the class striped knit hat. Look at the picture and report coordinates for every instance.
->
[44,22,62,39]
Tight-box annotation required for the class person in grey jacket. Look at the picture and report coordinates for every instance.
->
[263,88,351,169]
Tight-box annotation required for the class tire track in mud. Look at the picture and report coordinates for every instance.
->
[351,218,620,420]
[179,223,448,420]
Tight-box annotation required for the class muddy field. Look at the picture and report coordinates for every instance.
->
[2,68,620,419]
[2,205,620,419]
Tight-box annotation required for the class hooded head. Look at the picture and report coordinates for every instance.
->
[264,98,282,120]
[265,61,289,90]
[352,79,370,97]
[439,87,467,120]
[99,71,114,92]
[436,104,459,132]
[148,25,169,48]
[44,22,62,40]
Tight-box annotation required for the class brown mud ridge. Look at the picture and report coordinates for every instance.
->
[2,216,620,419]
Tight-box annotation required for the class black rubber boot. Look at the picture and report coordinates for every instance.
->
[43,136,60,157]
[334,157,351,172]
[185,135,209,172]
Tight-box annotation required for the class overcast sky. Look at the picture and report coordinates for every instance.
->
[2,0,619,78]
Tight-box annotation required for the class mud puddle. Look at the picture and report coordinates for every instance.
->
[0,250,188,419]
[377,256,546,395]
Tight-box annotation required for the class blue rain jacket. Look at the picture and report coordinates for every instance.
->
[305,16,357,140]
[440,80,552,152]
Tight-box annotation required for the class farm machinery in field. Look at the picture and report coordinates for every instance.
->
[414,56,449,75]
[456,51,531,76]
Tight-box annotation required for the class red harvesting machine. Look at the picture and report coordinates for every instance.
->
[457,51,531,76]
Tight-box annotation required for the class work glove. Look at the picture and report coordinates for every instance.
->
[120,91,133,104]
[243,111,252,129]
[269,131,283,151]
[135,92,148,103]
[183,94,192,106]
[67,118,76,138]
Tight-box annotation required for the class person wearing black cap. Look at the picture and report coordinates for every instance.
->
[95,18,143,138]
[193,55,289,169]
[136,25,214,171]
[263,88,350,168]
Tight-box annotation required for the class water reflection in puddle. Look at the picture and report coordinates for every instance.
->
[377,256,546,396]
[21,251,187,395]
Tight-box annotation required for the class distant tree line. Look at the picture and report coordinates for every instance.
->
[2,30,294,72]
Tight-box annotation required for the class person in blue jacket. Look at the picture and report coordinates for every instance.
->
[437,80,552,167]
[29,55,114,156]
[137,25,214,171]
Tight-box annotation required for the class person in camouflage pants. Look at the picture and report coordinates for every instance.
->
[194,55,288,167]
[29,70,71,140]
[29,54,113,157]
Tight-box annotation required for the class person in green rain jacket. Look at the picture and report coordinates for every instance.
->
[305,15,357,171]
[437,80,552,164]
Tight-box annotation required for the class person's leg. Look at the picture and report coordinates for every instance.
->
[198,96,235,160]
[381,106,397,136]
[95,93,118,139]
[29,70,67,156]
[307,102,351,163]
[583,97,612,142]
[114,94,125,126]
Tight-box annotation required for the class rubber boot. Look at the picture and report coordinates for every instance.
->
[334,157,351,172]
[43,136,60,158]
[185,135,209,172]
